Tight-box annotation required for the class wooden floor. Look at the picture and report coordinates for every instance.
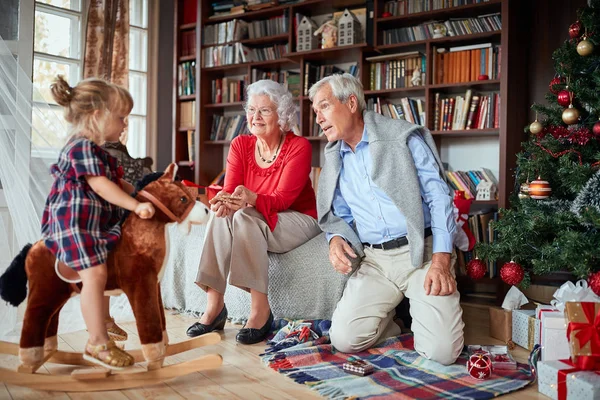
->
[0,304,548,399]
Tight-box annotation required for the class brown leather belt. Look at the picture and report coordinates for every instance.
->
[363,227,433,250]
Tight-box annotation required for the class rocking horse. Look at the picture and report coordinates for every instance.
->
[0,163,223,391]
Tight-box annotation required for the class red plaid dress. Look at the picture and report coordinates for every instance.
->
[41,136,124,271]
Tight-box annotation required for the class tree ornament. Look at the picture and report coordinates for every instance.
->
[528,178,552,199]
[576,38,594,56]
[466,259,487,280]
[529,120,543,135]
[467,353,493,380]
[593,120,600,137]
[518,181,530,199]
[557,90,572,107]
[569,21,582,39]
[549,77,564,94]
[562,105,580,125]
[588,271,600,296]
[500,261,524,286]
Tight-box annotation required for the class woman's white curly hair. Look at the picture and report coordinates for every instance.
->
[245,79,296,131]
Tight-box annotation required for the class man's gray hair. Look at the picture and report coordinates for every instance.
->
[308,73,366,112]
[245,79,296,131]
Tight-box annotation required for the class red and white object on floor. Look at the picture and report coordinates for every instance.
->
[467,352,493,380]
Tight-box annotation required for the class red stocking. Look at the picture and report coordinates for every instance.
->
[453,191,475,251]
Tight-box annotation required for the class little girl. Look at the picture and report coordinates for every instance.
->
[42,76,155,370]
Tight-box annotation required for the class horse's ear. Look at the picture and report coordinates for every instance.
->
[162,163,178,182]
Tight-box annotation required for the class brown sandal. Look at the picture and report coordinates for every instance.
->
[106,317,128,341]
[83,340,135,370]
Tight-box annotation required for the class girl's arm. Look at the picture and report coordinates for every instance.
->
[86,176,154,218]
[120,179,135,195]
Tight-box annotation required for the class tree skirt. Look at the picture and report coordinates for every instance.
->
[262,320,534,400]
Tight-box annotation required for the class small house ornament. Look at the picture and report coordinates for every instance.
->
[337,8,361,46]
[297,16,318,52]
[314,20,338,49]
[476,181,497,201]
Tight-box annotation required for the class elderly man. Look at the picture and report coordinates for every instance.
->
[309,73,464,365]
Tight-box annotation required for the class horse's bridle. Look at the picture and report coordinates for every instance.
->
[137,189,195,223]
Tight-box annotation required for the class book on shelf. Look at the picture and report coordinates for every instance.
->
[181,0,197,24]
[433,44,501,84]
[303,62,359,96]
[187,130,195,163]
[179,101,196,127]
[433,90,499,131]
[432,0,492,11]
[202,19,249,46]
[180,30,196,57]
[178,61,196,96]
[211,77,248,103]
[367,53,425,90]
[445,169,497,199]
[367,96,426,126]
[210,114,249,141]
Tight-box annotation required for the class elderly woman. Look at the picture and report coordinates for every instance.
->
[186,80,321,344]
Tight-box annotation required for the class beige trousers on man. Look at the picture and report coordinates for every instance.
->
[329,236,464,365]
[195,207,321,294]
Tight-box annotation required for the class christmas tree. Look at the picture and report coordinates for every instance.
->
[476,0,600,295]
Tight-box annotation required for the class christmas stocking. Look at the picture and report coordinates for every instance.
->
[453,190,475,251]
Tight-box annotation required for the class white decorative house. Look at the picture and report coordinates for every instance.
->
[296,16,318,52]
[476,181,497,201]
[337,8,361,46]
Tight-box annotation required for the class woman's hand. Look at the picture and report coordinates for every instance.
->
[209,191,235,218]
[229,185,258,209]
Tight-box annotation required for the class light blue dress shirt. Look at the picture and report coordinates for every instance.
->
[326,126,455,254]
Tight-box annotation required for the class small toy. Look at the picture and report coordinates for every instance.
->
[343,359,374,376]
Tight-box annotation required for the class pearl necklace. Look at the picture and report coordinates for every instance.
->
[257,134,284,164]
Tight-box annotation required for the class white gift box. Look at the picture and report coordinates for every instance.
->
[539,311,570,362]
[538,360,600,400]
[512,309,536,350]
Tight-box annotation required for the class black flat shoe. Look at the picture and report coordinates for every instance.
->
[186,305,228,337]
[236,311,274,345]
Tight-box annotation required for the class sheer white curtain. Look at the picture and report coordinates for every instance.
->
[0,34,134,340]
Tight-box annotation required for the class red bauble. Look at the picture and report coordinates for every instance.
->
[557,90,572,107]
[466,259,487,280]
[500,261,524,286]
[569,21,582,39]
[467,353,493,380]
[549,77,564,94]
[381,11,393,18]
[593,121,600,137]
[588,271,600,296]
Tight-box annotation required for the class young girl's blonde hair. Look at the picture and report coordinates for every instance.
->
[50,75,134,144]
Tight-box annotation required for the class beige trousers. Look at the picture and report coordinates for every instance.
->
[195,207,321,294]
[329,236,465,365]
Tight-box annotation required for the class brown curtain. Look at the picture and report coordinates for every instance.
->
[84,0,129,88]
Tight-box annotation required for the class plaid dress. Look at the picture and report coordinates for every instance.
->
[41,136,125,271]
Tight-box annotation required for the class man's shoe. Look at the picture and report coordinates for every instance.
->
[236,311,274,345]
[186,305,228,337]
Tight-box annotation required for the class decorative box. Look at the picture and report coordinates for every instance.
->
[342,359,374,376]
[537,359,600,400]
[512,309,536,350]
[539,310,570,362]
[565,302,600,368]
[488,307,512,343]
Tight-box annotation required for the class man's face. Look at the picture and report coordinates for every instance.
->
[312,84,356,143]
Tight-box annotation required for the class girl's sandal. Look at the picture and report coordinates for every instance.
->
[106,317,128,341]
[83,340,135,370]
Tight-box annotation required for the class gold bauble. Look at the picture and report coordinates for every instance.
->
[529,121,543,134]
[562,106,580,125]
[577,39,594,56]
[518,182,530,199]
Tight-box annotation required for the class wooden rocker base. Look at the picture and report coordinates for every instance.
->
[0,332,223,391]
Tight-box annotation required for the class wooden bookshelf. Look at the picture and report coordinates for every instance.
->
[172,0,529,211]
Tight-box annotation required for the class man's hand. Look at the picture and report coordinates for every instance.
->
[423,252,456,296]
[329,236,357,275]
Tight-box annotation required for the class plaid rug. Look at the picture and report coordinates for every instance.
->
[262,320,534,400]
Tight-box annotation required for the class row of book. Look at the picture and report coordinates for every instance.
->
[211,77,247,104]
[247,15,289,39]
[250,69,301,97]
[367,53,426,90]
[202,19,248,46]
[177,61,196,96]
[433,91,499,131]
[367,96,426,127]
[208,0,298,19]
[433,44,501,84]
[303,62,359,96]
[383,0,430,16]
[446,168,497,200]
[210,114,249,141]
[180,30,196,57]
[381,13,501,45]
[179,101,196,128]
[432,0,491,10]
[202,43,288,67]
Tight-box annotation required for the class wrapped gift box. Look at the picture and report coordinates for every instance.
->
[565,302,600,366]
[539,310,570,362]
[538,359,600,400]
[489,307,512,343]
[512,309,536,350]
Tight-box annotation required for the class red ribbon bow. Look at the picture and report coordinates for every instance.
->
[566,302,600,370]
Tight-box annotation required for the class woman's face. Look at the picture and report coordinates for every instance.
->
[246,95,279,138]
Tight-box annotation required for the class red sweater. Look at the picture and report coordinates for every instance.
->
[224,132,317,231]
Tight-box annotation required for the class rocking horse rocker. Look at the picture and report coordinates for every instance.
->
[0,164,223,391]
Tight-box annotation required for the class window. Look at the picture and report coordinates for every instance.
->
[128,0,149,159]
[32,0,83,153]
